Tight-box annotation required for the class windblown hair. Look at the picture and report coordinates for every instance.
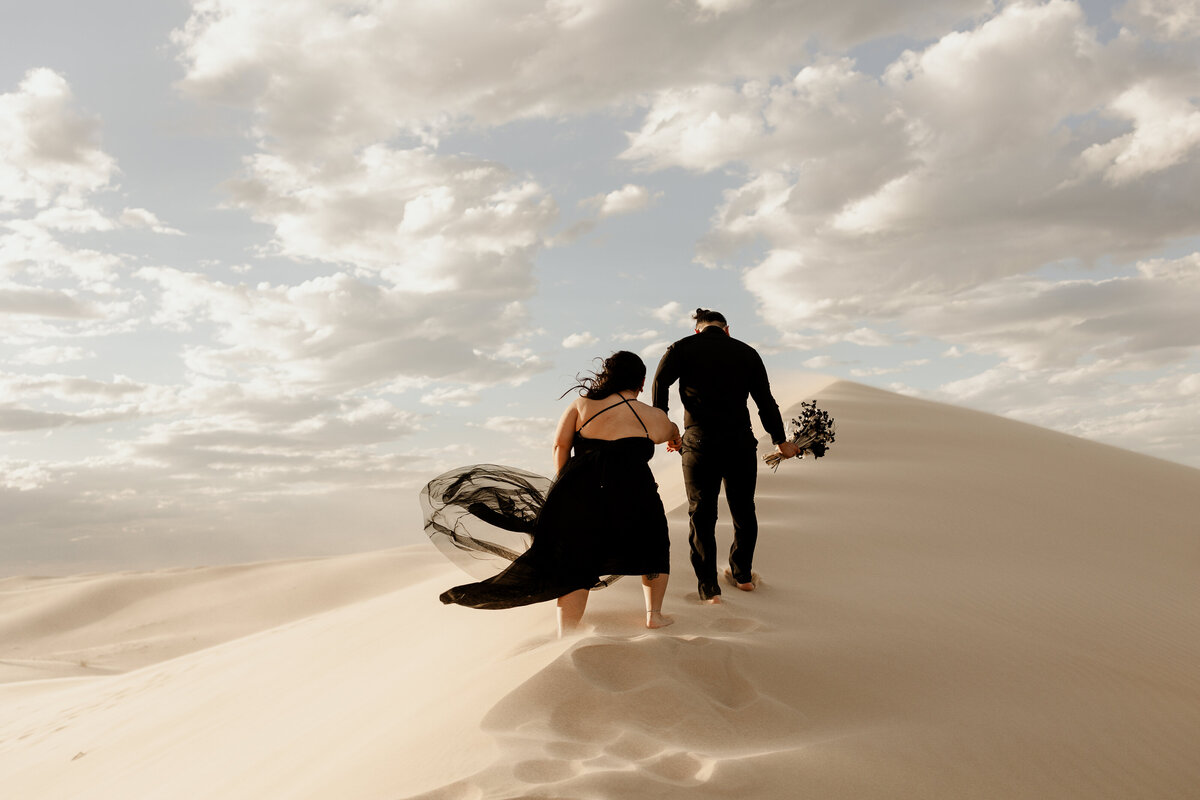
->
[692,307,728,327]
[562,350,647,400]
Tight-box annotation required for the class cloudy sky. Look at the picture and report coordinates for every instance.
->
[3,0,1199,573]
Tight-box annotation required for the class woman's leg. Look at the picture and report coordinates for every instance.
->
[642,574,674,629]
[556,589,589,637]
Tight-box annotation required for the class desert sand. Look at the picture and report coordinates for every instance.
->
[3,379,1199,799]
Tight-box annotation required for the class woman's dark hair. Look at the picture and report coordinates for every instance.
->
[562,350,647,400]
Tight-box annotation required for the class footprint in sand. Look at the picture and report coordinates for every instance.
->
[542,740,599,760]
[422,634,806,799]
[644,751,717,784]
[485,635,800,749]
[603,730,665,761]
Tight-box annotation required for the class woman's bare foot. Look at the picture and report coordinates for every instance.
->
[646,611,674,629]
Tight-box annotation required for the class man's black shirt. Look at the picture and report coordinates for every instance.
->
[652,326,787,444]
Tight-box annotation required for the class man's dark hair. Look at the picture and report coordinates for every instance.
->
[692,308,727,327]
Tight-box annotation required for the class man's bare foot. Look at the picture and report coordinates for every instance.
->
[725,568,759,592]
[646,611,674,629]
[702,595,722,605]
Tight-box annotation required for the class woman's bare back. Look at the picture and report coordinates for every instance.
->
[574,395,675,444]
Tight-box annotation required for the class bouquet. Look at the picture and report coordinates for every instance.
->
[763,400,836,470]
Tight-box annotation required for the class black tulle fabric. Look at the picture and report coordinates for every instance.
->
[423,434,670,609]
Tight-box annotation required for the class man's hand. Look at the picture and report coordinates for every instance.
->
[776,441,801,459]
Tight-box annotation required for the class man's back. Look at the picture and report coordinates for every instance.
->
[652,326,785,442]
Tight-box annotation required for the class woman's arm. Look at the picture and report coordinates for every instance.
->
[552,399,580,474]
[642,405,681,448]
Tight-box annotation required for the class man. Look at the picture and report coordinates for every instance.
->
[653,308,799,603]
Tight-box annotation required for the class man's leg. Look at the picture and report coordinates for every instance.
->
[724,438,760,585]
[682,431,722,600]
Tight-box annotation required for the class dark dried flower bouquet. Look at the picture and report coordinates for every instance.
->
[763,400,836,470]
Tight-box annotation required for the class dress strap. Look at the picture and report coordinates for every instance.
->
[621,397,650,438]
[577,396,650,438]
[577,400,623,432]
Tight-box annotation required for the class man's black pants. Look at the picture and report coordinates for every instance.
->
[680,426,758,599]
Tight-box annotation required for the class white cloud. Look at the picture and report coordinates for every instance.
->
[1119,0,1200,40]
[0,285,100,318]
[850,358,929,376]
[1,220,124,285]
[625,59,908,183]
[590,183,657,218]
[1078,81,1200,184]
[8,345,92,365]
[693,0,756,16]
[172,0,990,158]
[620,1,1200,334]
[226,146,555,289]
[650,301,684,324]
[935,364,1200,467]
[916,253,1200,465]
[135,267,549,391]
[0,370,151,403]
[479,416,555,436]
[562,331,599,349]
[420,386,481,407]
[0,458,52,492]
[0,404,140,432]
[178,140,558,394]
[120,207,184,235]
[0,432,432,570]
[0,68,116,211]
[780,327,897,351]
[0,370,171,437]
[557,184,658,245]
[640,340,673,360]
[0,70,174,362]
[623,84,769,173]
[912,254,1200,372]
[32,205,114,233]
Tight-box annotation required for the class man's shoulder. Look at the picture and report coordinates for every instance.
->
[729,336,763,359]
[666,332,759,355]
[660,335,694,357]
[693,331,760,354]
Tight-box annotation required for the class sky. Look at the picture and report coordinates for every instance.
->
[2,0,1199,574]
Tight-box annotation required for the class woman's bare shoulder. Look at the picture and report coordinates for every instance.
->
[569,395,590,415]
[634,401,671,424]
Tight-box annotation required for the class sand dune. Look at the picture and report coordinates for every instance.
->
[3,379,1199,798]
[0,549,423,682]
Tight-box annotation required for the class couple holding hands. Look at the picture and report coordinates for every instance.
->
[438,308,799,636]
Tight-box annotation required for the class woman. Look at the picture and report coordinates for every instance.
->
[436,351,681,636]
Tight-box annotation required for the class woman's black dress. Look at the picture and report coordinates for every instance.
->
[425,398,670,609]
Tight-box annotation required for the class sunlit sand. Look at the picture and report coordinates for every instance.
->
[3,378,1199,798]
